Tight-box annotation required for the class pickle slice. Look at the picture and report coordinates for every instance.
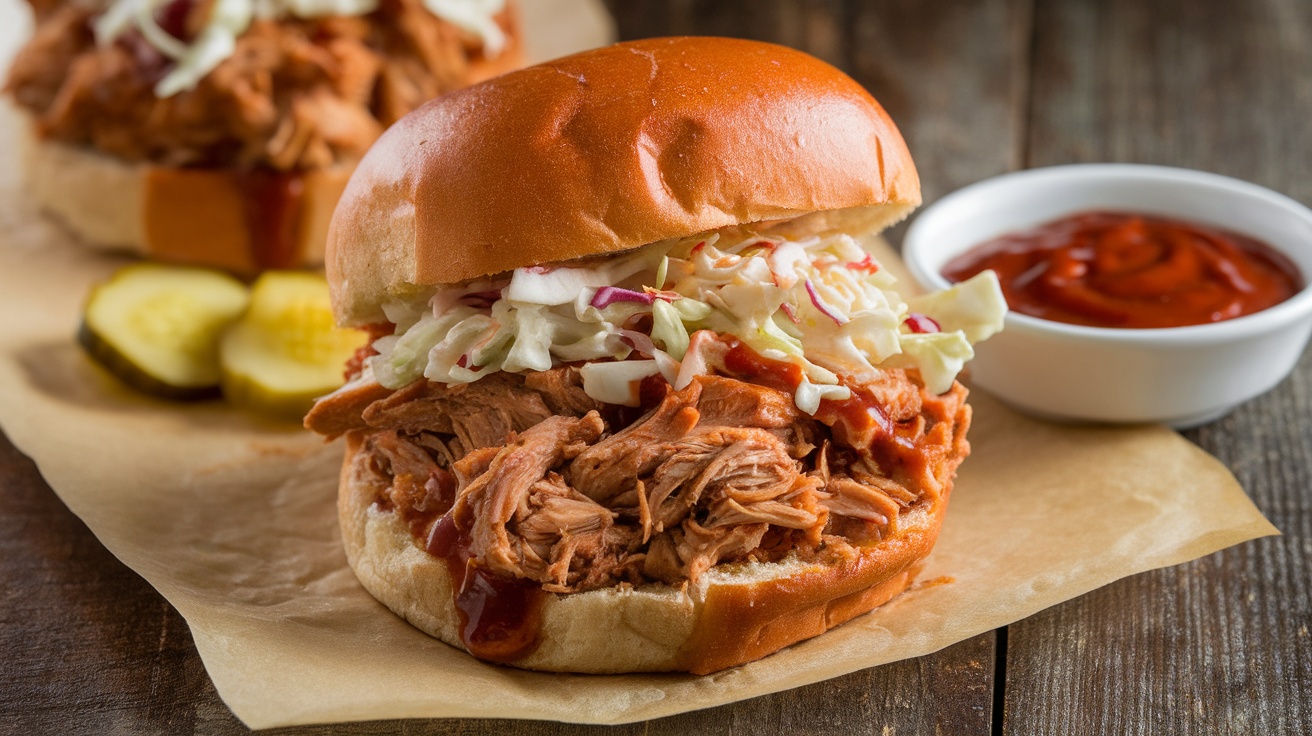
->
[220,271,368,419]
[79,264,251,400]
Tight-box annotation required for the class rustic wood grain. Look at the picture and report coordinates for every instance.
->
[845,0,1035,255]
[1004,0,1312,733]
[0,431,214,735]
[606,0,849,68]
[848,0,1035,202]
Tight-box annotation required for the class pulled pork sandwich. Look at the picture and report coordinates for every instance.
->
[4,0,522,273]
[304,36,1007,674]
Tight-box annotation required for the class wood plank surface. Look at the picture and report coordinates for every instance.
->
[0,431,216,735]
[1003,0,1312,733]
[2,0,1310,734]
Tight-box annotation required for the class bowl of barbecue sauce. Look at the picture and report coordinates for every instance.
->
[903,164,1312,427]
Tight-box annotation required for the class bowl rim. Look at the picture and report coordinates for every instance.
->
[902,163,1312,344]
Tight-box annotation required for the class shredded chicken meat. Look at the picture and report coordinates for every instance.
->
[307,362,972,594]
[5,0,514,169]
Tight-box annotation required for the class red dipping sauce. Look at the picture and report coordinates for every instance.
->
[942,211,1303,328]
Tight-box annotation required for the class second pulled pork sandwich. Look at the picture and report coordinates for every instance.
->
[305,36,1007,674]
[5,0,522,273]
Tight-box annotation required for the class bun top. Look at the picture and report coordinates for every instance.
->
[327,36,921,326]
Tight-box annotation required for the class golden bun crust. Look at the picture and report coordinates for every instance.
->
[327,36,921,326]
[22,128,352,274]
[337,431,945,674]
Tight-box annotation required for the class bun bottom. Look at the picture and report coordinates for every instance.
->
[20,123,353,274]
[338,432,945,675]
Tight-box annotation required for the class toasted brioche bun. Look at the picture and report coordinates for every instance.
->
[338,431,946,675]
[21,131,353,274]
[327,36,921,327]
[326,37,948,674]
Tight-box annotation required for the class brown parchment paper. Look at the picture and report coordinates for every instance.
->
[0,3,1278,728]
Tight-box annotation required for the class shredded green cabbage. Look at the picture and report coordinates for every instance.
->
[887,331,977,395]
[907,271,1007,343]
[579,360,660,406]
[651,299,690,359]
[367,228,1008,415]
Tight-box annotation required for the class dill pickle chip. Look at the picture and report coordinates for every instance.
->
[220,271,368,419]
[79,264,251,400]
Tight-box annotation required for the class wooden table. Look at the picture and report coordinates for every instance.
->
[3,1,1309,733]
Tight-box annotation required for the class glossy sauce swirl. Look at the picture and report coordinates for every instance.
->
[236,170,307,271]
[721,341,925,478]
[425,512,545,663]
[943,212,1302,328]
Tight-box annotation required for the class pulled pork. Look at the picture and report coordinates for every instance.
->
[308,363,972,594]
[5,0,515,169]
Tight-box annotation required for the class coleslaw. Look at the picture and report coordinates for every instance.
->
[94,0,508,98]
[366,228,1008,415]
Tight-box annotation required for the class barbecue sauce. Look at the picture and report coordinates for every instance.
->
[722,340,913,455]
[721,340,928,492]
[343,322,394,381]
[943,211,1302,328]
[425,512,545,663]
[141,168,308,273]
[370,435,545,662]
[236,170,307,270]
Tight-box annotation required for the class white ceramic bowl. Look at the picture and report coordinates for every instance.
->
[902,164,1312,428]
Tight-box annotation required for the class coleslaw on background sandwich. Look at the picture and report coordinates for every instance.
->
[4,0,522,272]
